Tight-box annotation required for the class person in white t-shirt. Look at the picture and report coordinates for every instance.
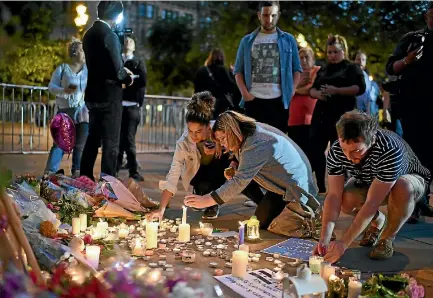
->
[234,1,302,133]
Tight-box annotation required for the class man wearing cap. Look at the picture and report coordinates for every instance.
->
[80,1,134,181]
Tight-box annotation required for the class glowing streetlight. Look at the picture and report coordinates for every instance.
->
[74,4,89,29]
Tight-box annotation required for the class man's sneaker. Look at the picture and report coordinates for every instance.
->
[130,172,144,182]
[202,205,219,220]
[244,199,257,207]
[369,239,394,260]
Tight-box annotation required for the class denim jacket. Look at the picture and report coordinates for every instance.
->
[234,27,302,109]
[211,123,318,205]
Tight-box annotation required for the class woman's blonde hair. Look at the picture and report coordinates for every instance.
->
[299,46,315,60]
[68,37,82,58]
[326,34,349,60]
[213,111,256,149]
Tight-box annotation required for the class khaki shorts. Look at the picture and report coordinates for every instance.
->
[344,174,427,204]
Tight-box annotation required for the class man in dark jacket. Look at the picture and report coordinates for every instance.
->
[385,2,433,223]
[117,35,146,181]
[80,1,133,181]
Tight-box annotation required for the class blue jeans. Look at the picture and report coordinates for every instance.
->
[45,123,89,173]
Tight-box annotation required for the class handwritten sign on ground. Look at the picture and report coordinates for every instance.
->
[261,238,316,261]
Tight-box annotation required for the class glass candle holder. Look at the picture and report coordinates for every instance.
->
[308,256,323,274]
[182,250,196,263]
[200,223,213,236]
[246,216,260,242]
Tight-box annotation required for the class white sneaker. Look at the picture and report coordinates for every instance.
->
[244,200,257,207]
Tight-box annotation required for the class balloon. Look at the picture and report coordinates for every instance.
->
[50,113,76,153]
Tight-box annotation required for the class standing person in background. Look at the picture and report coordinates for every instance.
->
[233,1,301,133]
[287,46,320,155]
[117,35,146,182]
[385,2,433,223]
[194,48,239,119]
[354,51,379,116]
[309,34,365,194]
[45,39,88,178]
[80,1,134,181]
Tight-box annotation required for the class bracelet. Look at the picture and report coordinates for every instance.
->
[402,58,408,66]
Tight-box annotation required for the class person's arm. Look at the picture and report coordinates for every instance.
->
[386,32,412,75]
[158,142,185,210]
[104,33,132,85]
[48,65,69,98]
[296,67,319,96]
[291,36,302,91]
[327,64,365,96]
[233,38,251,99]
[133,59,147,88]
[320,144,346,244]
[210,140,272,205]
[383,91,391,111]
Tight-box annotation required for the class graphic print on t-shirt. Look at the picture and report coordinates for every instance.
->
[250,32,282,99]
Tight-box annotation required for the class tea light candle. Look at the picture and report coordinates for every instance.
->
[239,244,249,253]
[232,250,248,278]
[119,228,129,239]
[182,206,187,224]
[309,256,323,274]
[238,221,245,245]
[348,280,362,298]
[273,271,287,283]
[178,223,190,242]
[85,245,101,269]
[320,262,335,285]
[72,217,80,235]
[132,238,143,255]
[79,214,87,231]
[146,222,158,249]
[199,222,213,236]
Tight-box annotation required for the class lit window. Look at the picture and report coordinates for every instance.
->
[146,5,154,19]
[161,9,166,19]
[139,3,145,17]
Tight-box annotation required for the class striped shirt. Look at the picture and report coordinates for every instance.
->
[327,129,431,185]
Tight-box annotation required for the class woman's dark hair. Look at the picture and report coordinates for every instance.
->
[97,1,123,21]
[186,91,215,125]
[204,48,225,66]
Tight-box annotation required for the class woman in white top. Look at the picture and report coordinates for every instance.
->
[44,39,89,178]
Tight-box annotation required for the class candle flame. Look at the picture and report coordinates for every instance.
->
[239,221,245,227]
[199,222,203,228]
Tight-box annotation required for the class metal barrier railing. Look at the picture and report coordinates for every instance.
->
[0,83,190,154]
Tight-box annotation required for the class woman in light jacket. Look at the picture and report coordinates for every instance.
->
[184,111,320,229]
[44,38,88,177]
[148,91,233,221]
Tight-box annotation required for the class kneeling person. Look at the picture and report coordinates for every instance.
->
[316,110,430,262]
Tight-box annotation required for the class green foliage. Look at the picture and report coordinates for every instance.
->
[0,39,66,86]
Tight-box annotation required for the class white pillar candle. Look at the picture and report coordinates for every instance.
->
[178,223,191,242]
[72,217,81,235]
[239,244,249,253]
[79,214,87,232]
[146,222,158,249]
[309,256,323,274]
[348,280,362,298]
[320,262,336,285]
[85,245,101,269]
[232,250,248,278]
[119,229,129,239]
[182,206,187,224]
[96,221,108,236]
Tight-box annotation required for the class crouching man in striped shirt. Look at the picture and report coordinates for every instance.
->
[314,110,431,262]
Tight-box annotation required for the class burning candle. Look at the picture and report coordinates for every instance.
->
[309,255,324,274]
[239,221,245,245]
[132,238,143,256]
[200,222,213,236]
[179,223,191,242]
[79,214,87,232]
[72,217,81,235]
[118,228,129,239]
[320,262,335,285]
[146,222,158,249]
[232,250,248,278]
[348,280,362,298]
[85,245,101,269]
[182,206,187,224]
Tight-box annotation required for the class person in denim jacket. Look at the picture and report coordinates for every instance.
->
[233,1,302,133]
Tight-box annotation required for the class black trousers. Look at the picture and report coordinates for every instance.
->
[80,100,123,180]
[190,154,231,195]
[243,181,287,230]
[309,109,339,193]
[244,96,288,133]
[287,125,311,159]
[117,105,140,175]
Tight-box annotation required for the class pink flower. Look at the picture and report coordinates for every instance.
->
[83,234,93,244]
[47,203,54,210]
[409,277,418,286]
